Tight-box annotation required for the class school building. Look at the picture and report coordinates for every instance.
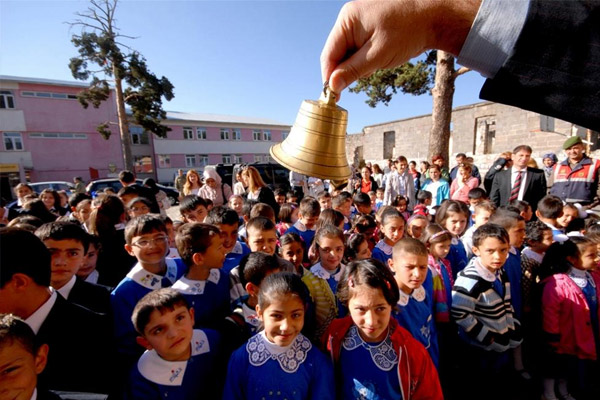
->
[0,75,291,198]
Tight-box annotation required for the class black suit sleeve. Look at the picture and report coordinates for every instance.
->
[480,0,600,131]
[489,172,503,207]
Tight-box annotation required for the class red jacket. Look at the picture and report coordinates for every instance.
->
[542,272,600,360]
[322,317,443,400]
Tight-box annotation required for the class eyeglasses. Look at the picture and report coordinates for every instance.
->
[132,236,169,248]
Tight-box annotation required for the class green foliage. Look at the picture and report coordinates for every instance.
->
[96,122,112,139]
[349,51,436,107]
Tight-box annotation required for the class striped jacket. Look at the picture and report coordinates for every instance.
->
[451,258,522,352]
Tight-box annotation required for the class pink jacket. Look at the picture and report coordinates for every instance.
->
[542,273,600,360]
[450,176,479,203]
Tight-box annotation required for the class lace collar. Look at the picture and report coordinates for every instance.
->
[342,325,398,371]
[171,269,221,295]
[473,258,498,283]
[310,262,345,281]
[568,267,592,289]
[126,259,179,290]
[522,247,543,263]
[137,329,211,386]
[292,220,308,232]
[241,303,261,328]
[246,331,312,373]
[397,286,426,306]
[375,240,393,255]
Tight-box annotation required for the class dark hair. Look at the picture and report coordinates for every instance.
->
[393,237,428,257]
[142,178,159,194]
[353,192,371,207]
[513,145,532,154]
[179,195,207,214]
[205,206,240,227]
[258,272,310,310]
[176,223,220,267]
[539,241,579,281]
[68,192,92,209]
[239,252,281,287]
[278,203,297,224]
[455,152,467,159]
[509,199,531,213]
[250,203,275,220]
[316,208,344,230]
[314,224,345,249]
[474,200,497,214]
[489,209,523,231]
[380,208,404,227]
[279,232,304,249]
[286,189,301,200]
[118,170,135,184]
[0,228,51,288]
[131,288,189,334]
[332,192,352,208]
[246,216,276,234]
[316,191,331,201]
[525,220,552,243]
[435,200,470,233]
[40,189,61,210]
[274,188,287,197]
[299,197,320,217]
[35,221,91,254]
[345,233,368,262]
[568,236,595,254]
[468,187,487,200]
[352,214,377,234]
[126,197,152,211]
[0,313,40,356]
[117,186,140,198]
[124,214,167,245]
[537,195,564,219]
[391,195,409,207]
[6,215,44,229]
[422,223,452,245]
[242,199,257,218]
[22,199,57,223]
[416,190,432,204]
[88,194,125,238]
[337,259,399,307]
[472,223,509,247]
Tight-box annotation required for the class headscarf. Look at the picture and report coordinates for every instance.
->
[203,166,222,186]
[542,152,558,176]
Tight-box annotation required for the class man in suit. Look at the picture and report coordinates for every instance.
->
[489,145,547,214]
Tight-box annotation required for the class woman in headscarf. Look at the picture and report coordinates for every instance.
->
[198,166,232,207]
[542,152,558,190]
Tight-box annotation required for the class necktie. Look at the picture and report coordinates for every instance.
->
[509,171,522,202]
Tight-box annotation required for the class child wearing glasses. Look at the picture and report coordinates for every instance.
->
[111,215,187,367]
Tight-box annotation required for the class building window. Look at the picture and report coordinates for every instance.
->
[133,155,154,174]
[475,117,496,155]
[254,154,262,162]
[264,154,271,162]
[3,132,23,151]
[185,154,196,167]
[540,116,555,132]
[220,129,230,140]
[28,133,87,139]
[0,91,15,109]
[130,126,149,145]
[199,154,209,166]
[232,128,241,141]
[263,130,271,141]
[234,154,243,163]
[222,154,232,164]
[183,127,194,140]
[282,131,289,140]
[158,155,171,168]
[196,127,207,140]
[253,130,262,141]
[20,91,77,100]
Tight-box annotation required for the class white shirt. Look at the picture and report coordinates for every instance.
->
[25,290,57,334]
[510,168,528,201]
[55,275,77,300]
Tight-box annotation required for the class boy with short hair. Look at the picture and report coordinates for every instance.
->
[467,187,488,209]
[285,196,321,246]
[179,195,208,223]
[172,223,230,329]
[413,190,432,218]
[274,187,287,206]
[332,191,353,231]
[462,201,497,260]
[77,234,101,283]
[317,191,332,210]
[286,189,300,204]
[352,192,373,216]
[521,221,553,313]
[205,206,251,273]
[35,221,111,314]
[388,238,439,367]
[375,187,385,210]
[111,215,187,362]
[237,199,257,239]
[509,199,533,222]
[126,288,222,399]
[536,195,568,242]
[249,202,276,223]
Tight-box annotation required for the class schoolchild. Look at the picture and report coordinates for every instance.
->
[76,234,101,284]
[372,208,405,266]
[111,215,187,361]
[286,189,300,204]
[72,198,92,229]
[536,195,569,242]
[35,221,111,314]
[250,202,276,224]
[276,202,298,236]
[274,187,287,206]
[237,199,257,239]
[391,194,410,221]
[509,199,534,222]
[352,192,373,216]
[521,220,553,314]
[374,187,385,210]
[0,313,61,400]
[228,194,244,219]
[161,215,180,258]
[125,289,222,399]
[538,239,600,400]
[435,200,470,279]
[323,259,443,399]
[467,187,488,209]
[279,232,308,275]
[388,238,439,367]
[172,223,229,329]
[223,272,335,400]
[127,197,153,219]
[462,201,497,259]
[412,190,432,219]
[422,224,454,324]
[179,195,208,223]
[368,190,377,212]
[406,214,429,240]
[316,190,332,210]
[451,224,522,398]
[332,191,353,231]
[556,203,581,232]
[351,213,378,250]
[286,196,321,247]
[205,206,251,273]
[302,224,346,340]
[344,232,372,263]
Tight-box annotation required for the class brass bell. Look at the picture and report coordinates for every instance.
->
[270,85,352,182]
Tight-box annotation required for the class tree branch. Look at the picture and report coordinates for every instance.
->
[453,66,471,79]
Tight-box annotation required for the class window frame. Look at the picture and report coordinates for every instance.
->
[0,91,15,109]
[3,132,23,151]
[183,127,194,140]
[185,154,196,167]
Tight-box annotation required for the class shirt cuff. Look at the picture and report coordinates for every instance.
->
[457,0,530,78]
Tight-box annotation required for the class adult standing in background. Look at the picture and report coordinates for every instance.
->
[73,176,86,194]
[242,166,280,216]
[450,153,481,185]
[372,163,384,189]
[384,156,416,210]
[354,165,378,194]
[431,155,450,182]
[542,153,558,190]
[174,169,186,196]
[182,169,202,196]
[450,163,479,203]
[484,152,512,194]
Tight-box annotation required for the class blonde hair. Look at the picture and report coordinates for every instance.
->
[242,166,266,193]
[183,169,201,196]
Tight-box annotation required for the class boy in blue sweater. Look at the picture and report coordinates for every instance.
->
[205,206,250,273]
[285,196,320,248]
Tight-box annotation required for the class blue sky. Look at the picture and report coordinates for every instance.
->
[0,0,486,134]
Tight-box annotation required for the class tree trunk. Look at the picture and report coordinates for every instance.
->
[428,51,456,165]
[113,65,133,172]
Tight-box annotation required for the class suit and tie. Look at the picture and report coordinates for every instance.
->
[68,277,112,315]
[489,167,547,214]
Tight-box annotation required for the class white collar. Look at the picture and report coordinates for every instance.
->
[25,290,57,334]
[167,247,180,258]
[451,237,460,245]
[246,331,311,373]
[292,220,307,232]
[375,240,394,255]
[171,270,221,295]
[55,275,77,299]
[568,267,592,289]
[342,325,398,371]
[229,241,243,255]
[522,247,544,263]
[241,303,261,327]
[397,286,426,306]
[509,246,518,255]
[126,259,179,289]
[84,269,99,284]
[473,258,498,283]
[137,329,211,386]
[30,388,37,400]
[310,262,345,281]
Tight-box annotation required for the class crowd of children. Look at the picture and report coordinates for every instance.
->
[1,166,599,400]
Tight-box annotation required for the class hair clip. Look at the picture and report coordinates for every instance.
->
[348,277,355,288]
[429,230,450,242]
[385,280,391,290]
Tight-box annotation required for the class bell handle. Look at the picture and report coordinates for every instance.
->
[319,81,338,106]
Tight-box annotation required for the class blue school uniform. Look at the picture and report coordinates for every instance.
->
[111,259,186,356]
[393,286,439,367]
[504,248,523,320]
[339,325,402,400]
[223,241,251,273]
[372,240,393,266]
[447,237,468,281]
[125,329,221,400]
[285,221,316,248]
[223,331,335,400]
[171,269,231,329]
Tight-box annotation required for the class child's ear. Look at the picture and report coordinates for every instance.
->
[255,304,263,321]
[191,252,204,266]
[188,307,195,323]
[245,282,258,298]
[34,343,49,374]
[387,258,395,271]
[136,336,153,351]
[535,210,541,219]
[472,246,480,257]
[124,243,135,256]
